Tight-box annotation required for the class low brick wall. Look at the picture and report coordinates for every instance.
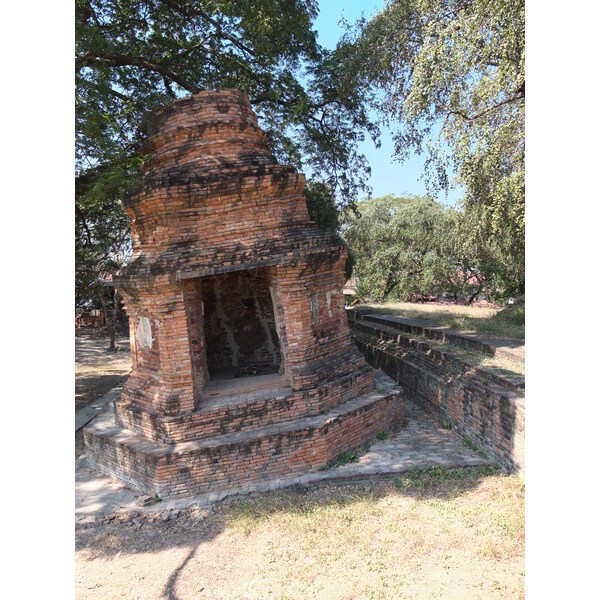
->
[85,375,404,498]
[352,327,524,474]
[351,311,525,365]
[114,366,374,443]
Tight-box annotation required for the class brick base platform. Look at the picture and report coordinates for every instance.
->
[84,90,405,497]
[113,365,375,443]
[84,370,404,498]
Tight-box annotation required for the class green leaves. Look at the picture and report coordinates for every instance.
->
[343,195,509,303]
[76,0,379,307]
[344,0,524,293]
[76,0,373,197]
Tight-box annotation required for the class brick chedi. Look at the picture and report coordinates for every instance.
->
[84,89,404,498]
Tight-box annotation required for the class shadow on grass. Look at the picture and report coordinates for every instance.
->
[224,464,499,527]
[430,342,525,380]
[76,465,499,552]
[483,305,525,342]
[75,465,511,599]
[460,354,524,381]
[75,463,524,599]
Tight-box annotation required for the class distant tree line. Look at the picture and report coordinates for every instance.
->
[343,194,521,304]
[341,0,525,300]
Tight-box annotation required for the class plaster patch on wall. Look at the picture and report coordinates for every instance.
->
[309,293,319,325]
[137,316,154,349]
[326,290,337,318]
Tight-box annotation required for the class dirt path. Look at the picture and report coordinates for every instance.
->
[76,471,524,599]
[75,332,132,412]
[75,332,132,458]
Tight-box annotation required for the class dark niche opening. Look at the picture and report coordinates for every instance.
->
[202,268,281,382]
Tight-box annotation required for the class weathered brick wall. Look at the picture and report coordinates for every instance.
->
[118,91,319,284]
[182,278,210,405]
[120,283,197,416]
[200,268,281,373]
[115,89,374,431]
[352,328,524,473]
[87,380,404,498]
[85,90,407,499]
[276,259,365,391]
[114,365,375,443]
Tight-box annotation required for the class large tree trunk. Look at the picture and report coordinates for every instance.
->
[99,286,119,351]
[467,285,481,306]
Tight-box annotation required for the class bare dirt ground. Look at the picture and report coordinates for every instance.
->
[75,331,132,413]
[75,469,524,599]
[75,331,132,458]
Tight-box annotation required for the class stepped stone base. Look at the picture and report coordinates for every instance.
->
[349,317,524,474]
[114,366,375,443]
[84,370,404,499]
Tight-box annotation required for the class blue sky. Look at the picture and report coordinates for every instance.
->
[313,1,463,206]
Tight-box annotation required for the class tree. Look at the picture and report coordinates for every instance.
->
[343,194,503,304]
[344,0,525,294]
[76,162,132,348]
[343,195,446,302]
[302,181,339,233]
[76,1,379,334]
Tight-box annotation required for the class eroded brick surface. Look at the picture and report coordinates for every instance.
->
[85,90,403,497]
[350,315,524,474]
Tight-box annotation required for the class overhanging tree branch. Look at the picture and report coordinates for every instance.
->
[158,0,256,58]
[443,90,524,123]
[76,51,201,93]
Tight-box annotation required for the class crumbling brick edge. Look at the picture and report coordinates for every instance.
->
[352,332,524,476]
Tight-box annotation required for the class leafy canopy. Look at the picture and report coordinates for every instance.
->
[76,0,377,201]
[343,194,505,303]
[345,0,525,292]
[76,0,380,307]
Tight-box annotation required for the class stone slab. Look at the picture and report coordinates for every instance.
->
[75,385,124,432]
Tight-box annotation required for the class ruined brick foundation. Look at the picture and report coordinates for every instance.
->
[349,312,524,473]
[84,90,404,498]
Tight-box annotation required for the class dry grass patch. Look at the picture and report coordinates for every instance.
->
[357,301,525,342]
[392,329,525,379]
[435,342,524,378]
[76,467,524,599]
[223,466,524,598]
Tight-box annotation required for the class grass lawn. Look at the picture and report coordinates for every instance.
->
[356,301,525,342]
[76,466,524,599]
[395,330,525,378]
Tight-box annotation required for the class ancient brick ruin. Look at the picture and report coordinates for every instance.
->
[84,90,404,498]
[349,311,524,473]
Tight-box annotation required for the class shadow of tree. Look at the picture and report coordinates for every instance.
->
[75,374,129,412]
[163,546,198,600]
[76,465,504,599]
